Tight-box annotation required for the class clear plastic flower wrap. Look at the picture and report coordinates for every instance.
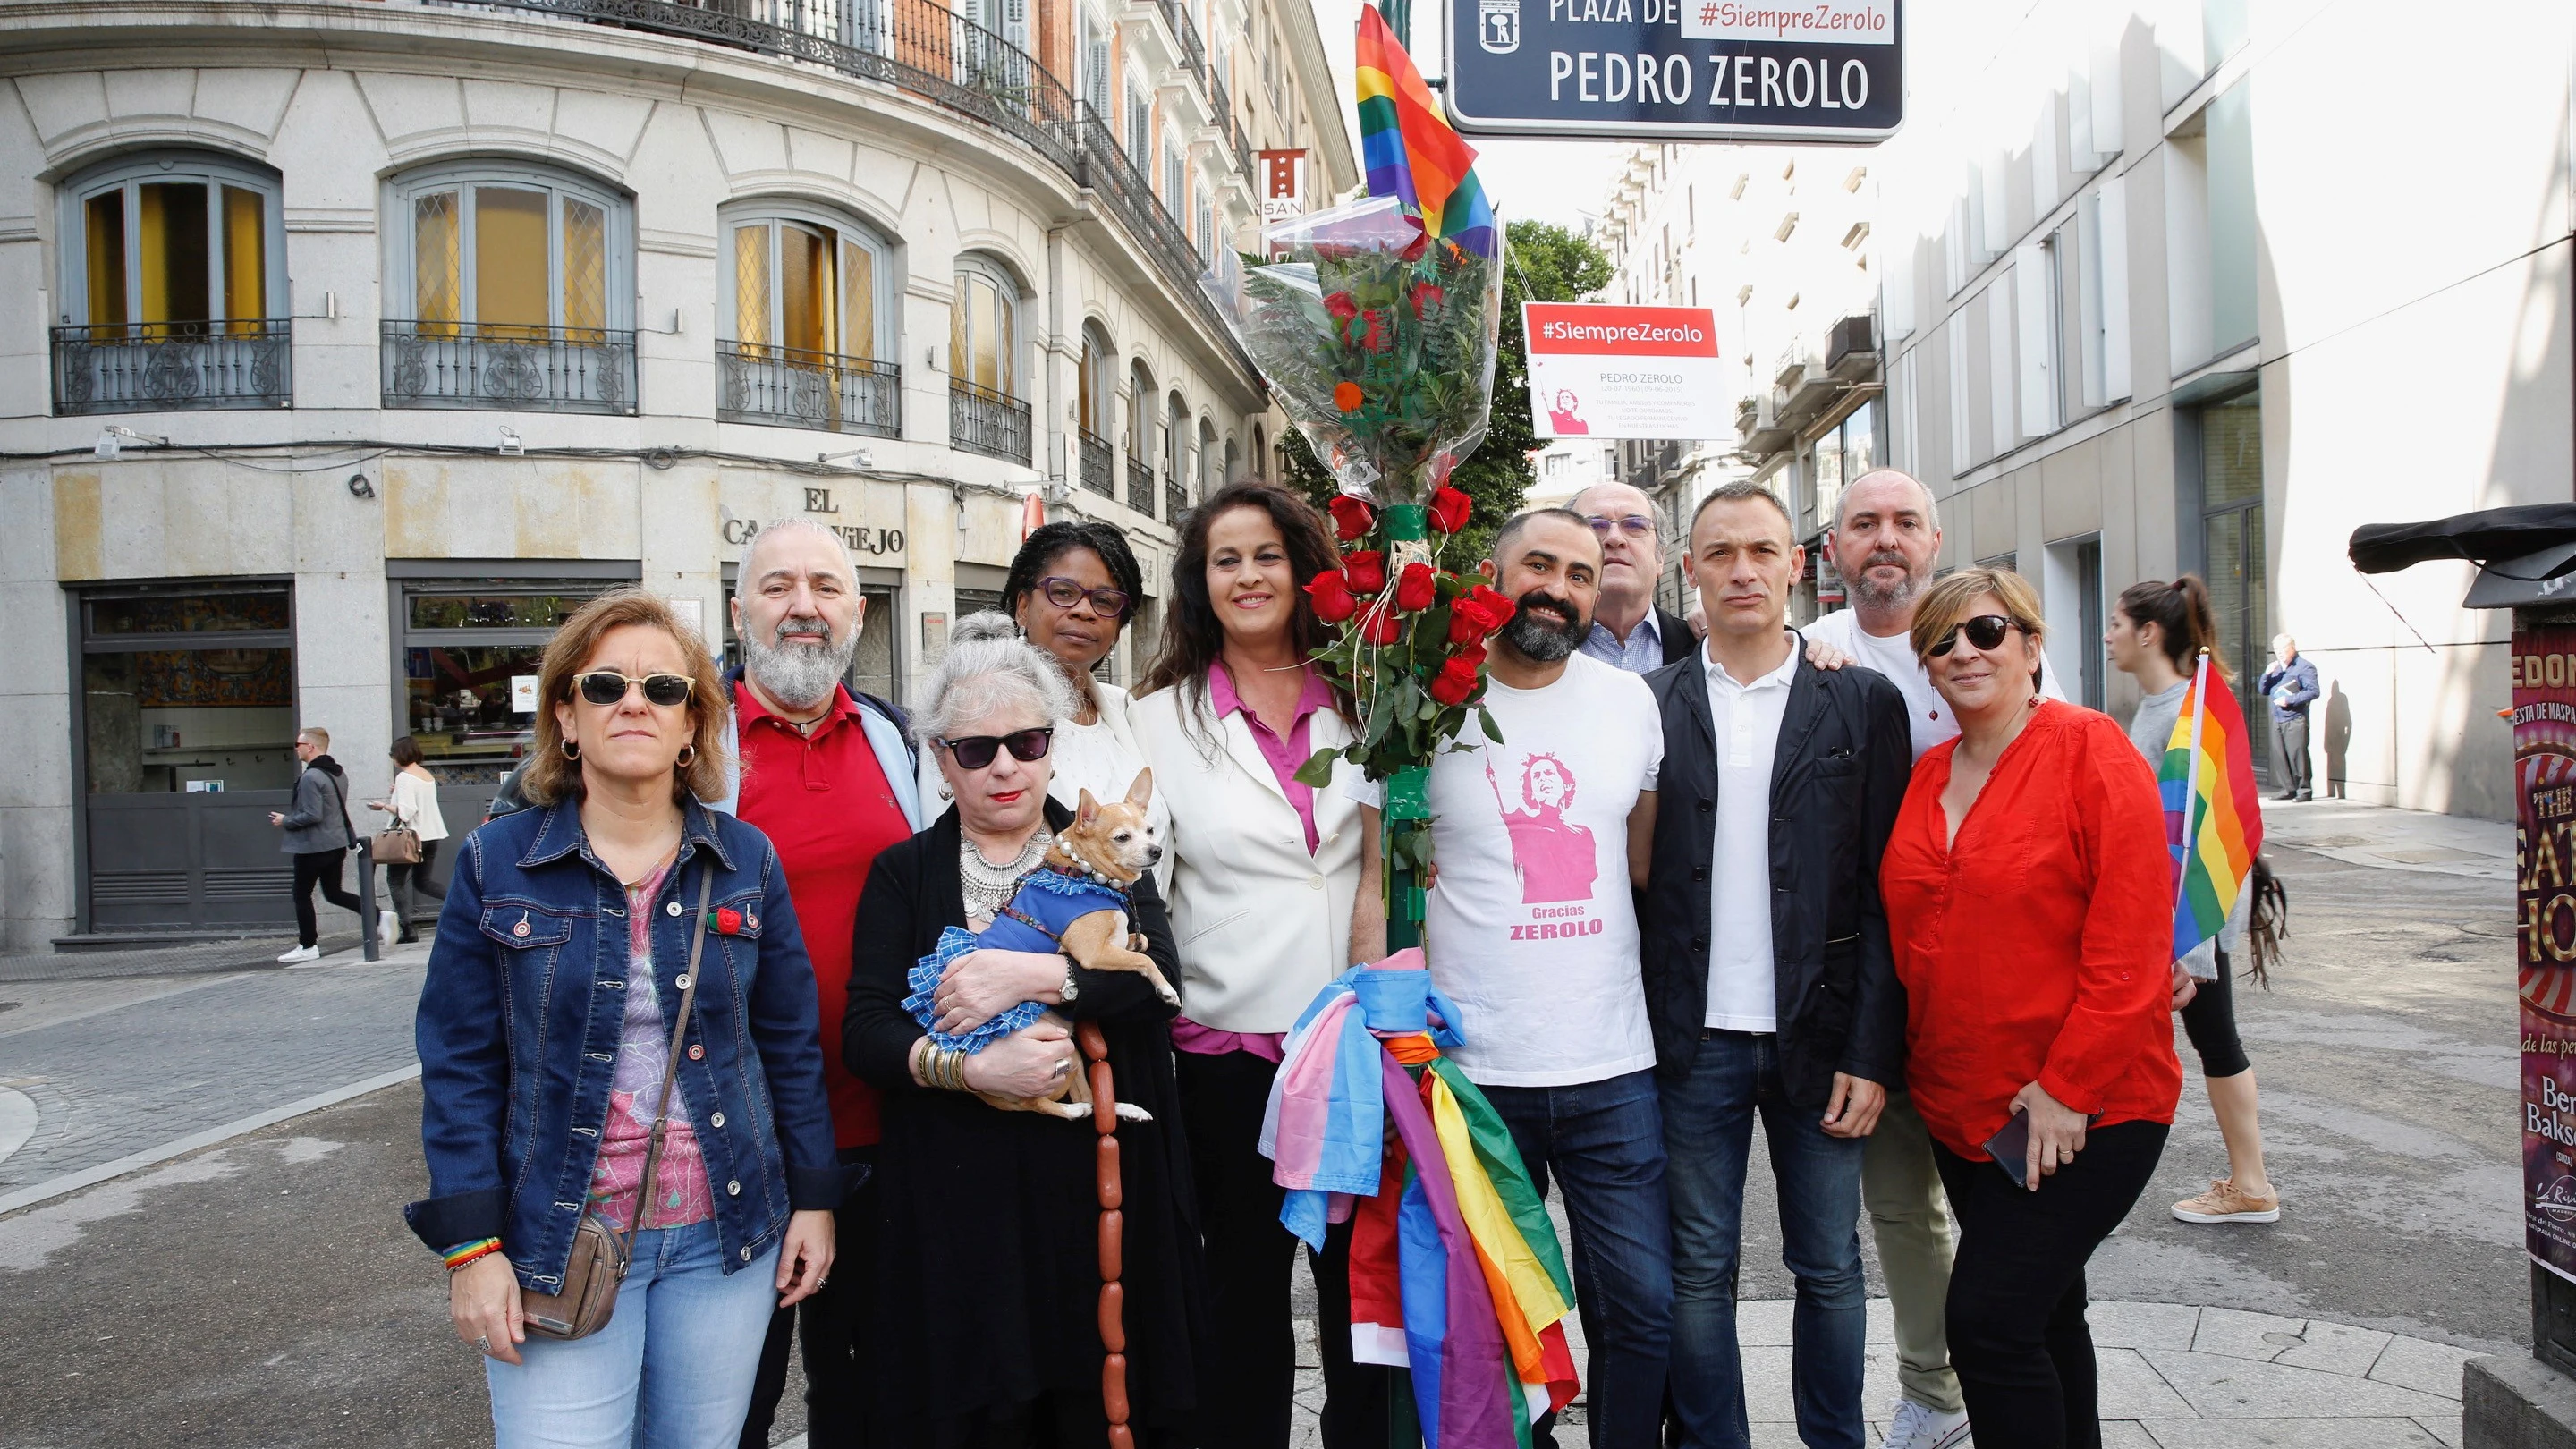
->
[1233,196,1504,506]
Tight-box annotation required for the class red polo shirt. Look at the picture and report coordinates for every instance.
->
[733,680,914,1148]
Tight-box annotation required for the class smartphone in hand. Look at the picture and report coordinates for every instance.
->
[1983,1109,2033,1190]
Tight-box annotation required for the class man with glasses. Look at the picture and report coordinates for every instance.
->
[1573,480,1697,674]
[1801,470,2061,1449]
[724,517,926,1449]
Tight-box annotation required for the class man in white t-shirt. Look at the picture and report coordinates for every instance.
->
[1352,507,1671,1449]
[1793,469,2060,1449]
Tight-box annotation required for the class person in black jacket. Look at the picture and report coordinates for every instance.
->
[1640,483,1912,1449]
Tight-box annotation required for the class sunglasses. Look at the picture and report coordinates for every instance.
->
[1927,614,2020,659]
[1037,575,1131,619]
[1587,513,1657,538]
[937,727,1055,770]
[572,671,694,708]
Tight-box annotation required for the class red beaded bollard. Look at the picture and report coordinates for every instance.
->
[1079,1020,1131,1447]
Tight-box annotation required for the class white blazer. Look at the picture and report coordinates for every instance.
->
[1131,681,1361,1035]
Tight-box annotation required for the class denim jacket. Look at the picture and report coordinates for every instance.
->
[404,798,840,1288]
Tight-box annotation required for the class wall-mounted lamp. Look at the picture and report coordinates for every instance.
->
[818,448,873,469]
[497,427,525,456]
[93,425,166,460]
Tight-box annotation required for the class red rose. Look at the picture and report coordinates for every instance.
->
[1304,571,1358,623]
[713,907,743,935]
[1452,638,1487,667]
[1411,283,1446,318]
[1324,291,1359,321]
[1363,604,1404,646]
[1394,562,1437,612]
[1428,654,1481,706]
[1342,549,1386,595]
[1327,495,1377,541]
[1427,486,1472,534]
[1446,583,1515,643]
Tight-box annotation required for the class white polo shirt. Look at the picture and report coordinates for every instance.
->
[1704,638,1798,1031]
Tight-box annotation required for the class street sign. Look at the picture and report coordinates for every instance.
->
[1524,302,1726,440]
[1445,0,1902,143]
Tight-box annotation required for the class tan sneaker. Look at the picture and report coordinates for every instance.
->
[2173,1177,2281,1224]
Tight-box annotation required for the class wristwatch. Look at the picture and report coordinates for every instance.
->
[1060,958,1080,1003]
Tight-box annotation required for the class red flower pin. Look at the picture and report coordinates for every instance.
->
[708,907,744,935]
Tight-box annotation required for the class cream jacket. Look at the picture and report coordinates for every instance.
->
[1131,682,1361,1034]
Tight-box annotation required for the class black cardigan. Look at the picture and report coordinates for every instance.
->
[843,800,1206,1440]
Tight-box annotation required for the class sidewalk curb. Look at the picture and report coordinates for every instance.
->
[0,1062,421,1218]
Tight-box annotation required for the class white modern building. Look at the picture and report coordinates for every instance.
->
[1873,0,2573,817]
[0,0,1352,945]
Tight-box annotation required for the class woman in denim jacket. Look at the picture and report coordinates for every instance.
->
[406,589,839,1448]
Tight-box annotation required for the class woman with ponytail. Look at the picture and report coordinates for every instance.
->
[2106,576,2284,1227]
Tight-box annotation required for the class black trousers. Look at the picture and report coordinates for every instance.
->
[2273,716,2311,797]
[1175,1047,1388,1449]
[387,840,440,942]
[741,1149,877,1449]
[1933,1120,2169,1449]
[290,848,361,948]
[2178,947,2252,1080]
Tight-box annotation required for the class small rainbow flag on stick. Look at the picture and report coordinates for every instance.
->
[2161,651,2265,959]
[1355,6,1497,258]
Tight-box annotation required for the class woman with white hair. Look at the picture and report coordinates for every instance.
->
[841,614,1207,1445]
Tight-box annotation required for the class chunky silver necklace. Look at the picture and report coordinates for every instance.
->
[960,828,1053,921]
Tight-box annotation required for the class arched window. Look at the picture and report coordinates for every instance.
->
[384,160,634,412]
[1196,416,1217,496]
[54,150,290,414]
[948,255,1029,462]
[1223,432,1240,487]
[1076,323,1115,496]
[1251,421,1267,479]
[718,202,897,436]
[1163,391,1188,482]
[1123,360,1156,512]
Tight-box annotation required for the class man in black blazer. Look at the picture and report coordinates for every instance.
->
[1640,481,1913,1449]
[1573,479,1697,672]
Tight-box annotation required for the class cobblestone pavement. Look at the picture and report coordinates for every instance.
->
[0,945,427,1199]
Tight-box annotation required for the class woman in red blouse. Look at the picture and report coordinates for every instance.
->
[1878,567,2182,1449]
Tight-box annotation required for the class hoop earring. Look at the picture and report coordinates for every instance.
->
[675,744,698,768]
[560,739,580,761]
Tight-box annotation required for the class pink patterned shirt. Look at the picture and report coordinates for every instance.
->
[587,860,717,1233]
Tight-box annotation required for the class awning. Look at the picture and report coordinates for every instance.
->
[2348,504,2576,609]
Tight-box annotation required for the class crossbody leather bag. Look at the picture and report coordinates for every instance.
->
[374,788,423,866]
[521,862,715,1341]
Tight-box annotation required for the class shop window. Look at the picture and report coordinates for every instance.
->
[397,576,628,793]
[383,161,635,413]
[54,151,289,414]
[723,569,902,706]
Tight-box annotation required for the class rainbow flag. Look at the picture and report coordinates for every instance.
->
[2161,654,2264,960]
[1355,6,1497,258]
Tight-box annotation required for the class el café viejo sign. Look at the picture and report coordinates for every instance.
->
[1445,0,1902,142]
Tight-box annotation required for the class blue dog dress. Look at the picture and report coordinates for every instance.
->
[905,865,1134,1054]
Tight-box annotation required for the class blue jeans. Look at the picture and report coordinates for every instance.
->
[1661,1030,1868,1449]
[1479,1069,1674,1449]
[487,1217,781,1449]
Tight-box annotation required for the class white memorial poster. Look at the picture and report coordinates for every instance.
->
[1523,303,1725,440]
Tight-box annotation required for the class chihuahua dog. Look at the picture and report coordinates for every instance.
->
[924,767,1173,1121]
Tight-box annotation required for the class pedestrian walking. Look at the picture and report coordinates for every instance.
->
[1639,484,1913,1449]
[720,518,926,1449]
[366,735,449,945]
[928,521,1167,880]
[269,725,361,964]
[842,614,1208,1445]
[2109,578,2284,1227]
[1801,469,2063,1449]
[409,588,839,1449]
[1879,568,2181,1449]
[2259,635,2320,801]
[1572,479,1695,673]
[1131,482,1386,1448]
[1352,507,1674,1449]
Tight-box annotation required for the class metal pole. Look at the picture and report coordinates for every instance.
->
[357,839,381,962]
[1376,0,1409,54]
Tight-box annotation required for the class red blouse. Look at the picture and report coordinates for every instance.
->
[1879,700,2182,1159]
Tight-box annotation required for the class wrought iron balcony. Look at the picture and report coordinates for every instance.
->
[51,320,292,416]
[1078,429,1115,496]
[382,321,637,413]
[1126,455,1156,515]
[949,378,1031,463]
[716,341,900,435]
[1165,472,1188,522]
[1163,0,1207,80]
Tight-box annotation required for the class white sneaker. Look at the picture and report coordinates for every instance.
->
[276,944,322,963]
[380,910,401,951]
[1884,1398,1971,1449]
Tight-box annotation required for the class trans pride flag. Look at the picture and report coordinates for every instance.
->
[1355,6,1497,258]
[2161,653,2264,960]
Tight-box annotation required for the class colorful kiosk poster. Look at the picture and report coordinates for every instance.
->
[2518,619,2576,1280]
[1522,302,1724,440]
